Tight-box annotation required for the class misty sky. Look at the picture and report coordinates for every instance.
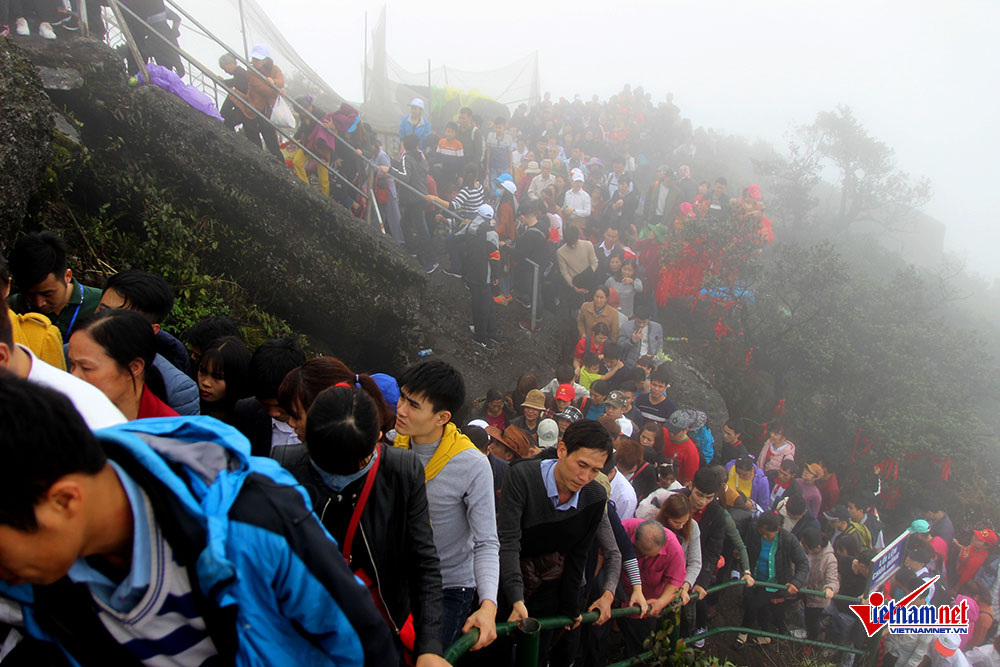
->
[191,0,999,277]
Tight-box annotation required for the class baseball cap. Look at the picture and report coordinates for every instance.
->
[909,519,931,534]
[587,157,603,166]
[467,419,489,430]
[693,411,708,429]
[525,160,541,174]
[476,204,495,220]
[555,406,583,423]
[823,505,850,522]
[666,409,697,433]
[616,416,634,437]
[605,391,627,409]
[501,180,517,195]
[974,528,998,546]
[555,384,576,402]
[537,419,559,449]
[371,373,400,411]
[409,97,425,109]
[250,44,270,60]
[933,633,961,657]
[571,170,585,182]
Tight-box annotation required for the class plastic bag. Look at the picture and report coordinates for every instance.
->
[270,95,296,130]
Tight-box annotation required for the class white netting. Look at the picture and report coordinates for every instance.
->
[364,7,540,132]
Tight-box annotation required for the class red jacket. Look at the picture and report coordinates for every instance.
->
[137,385,180,420]
[663,435,700,485]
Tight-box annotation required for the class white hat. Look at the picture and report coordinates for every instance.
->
[250,44,270,60]
[616,416,634,437]
[467,419,489,430]
[409,98,425,110]
[501,180,517,195]
[476,204,495,220]
[537,419,559,449]
[571,170,585,182]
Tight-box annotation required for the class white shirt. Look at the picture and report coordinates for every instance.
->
[609,469,638,520]
[270,418,300,453]
[24,345,127,430]
[563,188,592,218]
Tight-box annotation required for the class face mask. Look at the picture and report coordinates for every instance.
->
[310,451,376,492]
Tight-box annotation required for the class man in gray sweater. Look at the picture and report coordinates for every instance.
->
[393,360,500,653]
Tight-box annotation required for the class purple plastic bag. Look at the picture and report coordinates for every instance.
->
[138,64,224,122]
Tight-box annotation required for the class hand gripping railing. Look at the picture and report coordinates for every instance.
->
[443,579,869,666]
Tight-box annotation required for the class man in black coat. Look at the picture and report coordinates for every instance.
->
[735,512,810,648]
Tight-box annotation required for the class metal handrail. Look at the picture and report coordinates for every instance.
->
[443,578,865,664]
[157,0,466,224]
[111,0,367,200]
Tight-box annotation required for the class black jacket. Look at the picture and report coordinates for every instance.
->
[275,443,444,656]
[682,490,728,589]
[744,527,810,590]
[231,397,272,458]
[391,150,429,207]
[765,469,804,509]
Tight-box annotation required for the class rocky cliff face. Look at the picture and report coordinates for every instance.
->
[1,36,423,370]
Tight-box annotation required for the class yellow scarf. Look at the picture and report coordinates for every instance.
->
[393,422,478,481]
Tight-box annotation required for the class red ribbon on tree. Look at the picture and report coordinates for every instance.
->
[744,347,754,368]
[774,398,786,415]
[714,317,733,339]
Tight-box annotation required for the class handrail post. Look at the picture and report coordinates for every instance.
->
[531,262,539,330]
[79,0,89,37]
[515,618,540,667]
[108,0,149,86]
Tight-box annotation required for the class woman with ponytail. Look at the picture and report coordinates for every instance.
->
[68,309,177,420]
[273,371,446,665]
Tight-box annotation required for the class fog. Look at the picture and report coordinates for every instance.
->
[231,0,998,276]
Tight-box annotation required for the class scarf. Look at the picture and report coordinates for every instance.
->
[393,422,476,482]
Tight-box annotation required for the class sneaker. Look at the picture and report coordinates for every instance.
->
[732,633,748,650]
[493,294,508,305]
[473,339,495,350]
[489,337,501,345]
[53,16,78,31]
[518,321,541,332]
[0,24,8,36]
[38,22,56,39]
[690,627,707,648]
[15,17,29,35]
[441,268,462,278]
[424,263,439,275]
[754,636,772,647]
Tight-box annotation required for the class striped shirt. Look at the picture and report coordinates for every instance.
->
[69,464,218,665]
[451,183,486,219]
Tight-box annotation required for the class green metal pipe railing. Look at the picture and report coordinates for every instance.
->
[443,579,866,665]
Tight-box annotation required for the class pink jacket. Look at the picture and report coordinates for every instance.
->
[622,518,686,599]
[757,438,796,473]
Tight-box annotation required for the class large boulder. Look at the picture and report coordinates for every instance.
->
[0,37,54,240]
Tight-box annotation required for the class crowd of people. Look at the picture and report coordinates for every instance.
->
[1,222,998,667]
[0,18,997,667]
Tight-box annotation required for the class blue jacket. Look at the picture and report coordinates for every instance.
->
[399,114,431,149]
[154,353,200,415]
[725,459,770,511]
[0,417,396,666]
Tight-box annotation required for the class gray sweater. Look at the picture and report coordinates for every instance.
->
[412,443,500,603]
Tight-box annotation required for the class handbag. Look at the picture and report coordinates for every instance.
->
[269,94,297,130]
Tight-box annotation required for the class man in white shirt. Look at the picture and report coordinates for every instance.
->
[561,170,592,229]
[0,300,125,430]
